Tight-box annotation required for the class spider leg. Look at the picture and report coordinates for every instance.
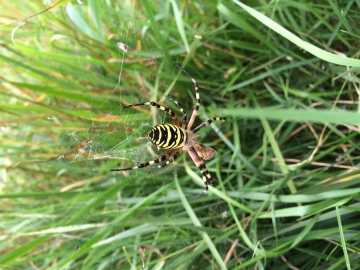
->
[165,95,187,129]
[123,102,179,126]
[148,149,181,169]
[192,117,226,134]
[186,146,213,197]
[175,64,199,130]
[110,149,178,171]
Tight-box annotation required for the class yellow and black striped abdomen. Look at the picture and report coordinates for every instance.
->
[148,124,187,149]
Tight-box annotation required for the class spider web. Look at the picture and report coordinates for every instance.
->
[2,1,236,269]
[52,4,182,169]
[59,2,228,267]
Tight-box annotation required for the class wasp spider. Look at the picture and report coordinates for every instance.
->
[111,65,225,197]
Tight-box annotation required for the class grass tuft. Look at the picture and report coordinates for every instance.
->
[1,1,360,269]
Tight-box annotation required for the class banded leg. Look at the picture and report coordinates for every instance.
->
[165,95,187,129]
[110,149,179,171]
[175,64,200,130]
[149,149,181,169]
[123,102,179,126]
[186,146,213,198]
[193,117,226,134]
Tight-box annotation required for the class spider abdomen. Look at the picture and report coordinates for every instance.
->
[148,123,187,149]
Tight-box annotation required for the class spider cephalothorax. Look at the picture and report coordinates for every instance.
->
[111,65,225,197]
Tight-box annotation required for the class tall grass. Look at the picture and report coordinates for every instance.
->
[1,1,360,269]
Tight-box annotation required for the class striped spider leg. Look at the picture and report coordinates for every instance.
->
[175,65,226,197]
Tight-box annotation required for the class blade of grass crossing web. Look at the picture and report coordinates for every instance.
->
[174,169,227,269]
[184,159,254,214]
[55,230,109,269]
[0,235,49,265]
